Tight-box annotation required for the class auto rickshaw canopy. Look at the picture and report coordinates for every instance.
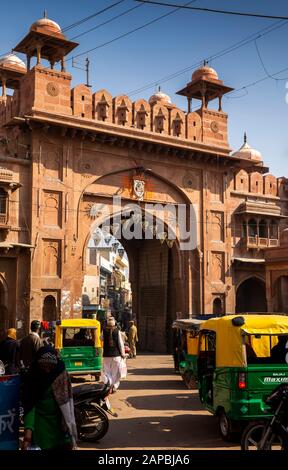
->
[55,318,101,349]
[199,314,288,368]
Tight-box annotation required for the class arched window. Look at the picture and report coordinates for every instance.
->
[42,295,57,322]
[242,221,247,237]
[0,188,7,215]
[259,219,268,238]
[248,218,257,237]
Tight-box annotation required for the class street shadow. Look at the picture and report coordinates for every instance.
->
[79,414,239,449]
[124,392,203,412]
[126,367,176,376]
[120,379,185,391]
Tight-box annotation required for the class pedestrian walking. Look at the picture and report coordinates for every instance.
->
[22,345,77,450]
[101,317,126,417]
[128,320,138,358]
[0,328,20,374]
[19,320,43,368]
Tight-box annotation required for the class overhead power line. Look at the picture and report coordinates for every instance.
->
[71,3,144,41]
[135,1,288,20]
[69,0,197,61]
[0,0,127,59]
[226,64,288,99]
[126,19,288,96]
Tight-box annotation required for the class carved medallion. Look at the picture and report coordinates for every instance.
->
[210,121,219,133]
[182,173,196,192]
[46,82,59,97]
[133,179,145,200]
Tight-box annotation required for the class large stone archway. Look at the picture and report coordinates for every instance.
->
[75,168,196,353]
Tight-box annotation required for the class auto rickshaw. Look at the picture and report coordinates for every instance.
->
[196,314,288,440]
[172,318,202,389]
[54,318,102,380]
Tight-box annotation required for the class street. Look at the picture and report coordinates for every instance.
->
[79,354,239,450]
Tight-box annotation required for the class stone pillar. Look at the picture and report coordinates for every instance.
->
[1,77,6,97]
[218,94,222,111]
[36,45,42,65]
[61,57,66,73]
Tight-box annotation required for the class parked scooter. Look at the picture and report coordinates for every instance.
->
[73,381,111,442]
[1,359,111,443]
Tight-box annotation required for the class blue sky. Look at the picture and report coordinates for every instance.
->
[1,0,287,176]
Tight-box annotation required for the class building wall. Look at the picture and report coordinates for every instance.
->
[0,55,287,345]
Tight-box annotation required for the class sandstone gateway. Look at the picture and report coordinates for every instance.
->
[0,15,287,352]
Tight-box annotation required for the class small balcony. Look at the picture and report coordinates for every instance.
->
[245,236,279,249]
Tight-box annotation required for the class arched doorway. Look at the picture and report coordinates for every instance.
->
[79,168,197,353]
[42,295,57,322]
[273,276,288,313]
[236,277,267,313]
[83,212,183,353]
[213,297,223,315]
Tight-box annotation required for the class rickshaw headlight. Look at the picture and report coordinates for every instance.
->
[238,372,247,390]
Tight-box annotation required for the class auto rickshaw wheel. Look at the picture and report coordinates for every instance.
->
[218,410,233,441]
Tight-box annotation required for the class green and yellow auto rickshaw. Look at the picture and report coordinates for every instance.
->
[172,318,202,389]
[197,314,288,440]
[55,318,102,380]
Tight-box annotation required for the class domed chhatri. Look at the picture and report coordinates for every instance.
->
[0,54,26,71]
[30,14,64,38]
[149,87,172,106]
[192,65,218,82]
[232,133,262,162]
[13,11,78,70]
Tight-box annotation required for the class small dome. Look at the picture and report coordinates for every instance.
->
[280,228,288,247]
[192,65,218,82]
[232,134,262,162]
[0,54,26,71]
[149,90,172,105]
[30,17,64,37]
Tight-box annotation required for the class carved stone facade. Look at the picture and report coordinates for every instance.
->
[0,15,287,349]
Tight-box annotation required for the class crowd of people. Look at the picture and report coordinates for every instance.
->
[0,314,138,450]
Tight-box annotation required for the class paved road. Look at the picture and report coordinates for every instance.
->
[79,354,239,450]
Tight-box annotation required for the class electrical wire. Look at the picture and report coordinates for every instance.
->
[134,1,288,20]
[71,3,144,41]
[0,0,127,60]
[226,64,288,99]
[254,38,288,81]
[69,0,198,61]
[126,19,288,96]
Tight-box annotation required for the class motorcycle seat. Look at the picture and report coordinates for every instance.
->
[72,382,109,398]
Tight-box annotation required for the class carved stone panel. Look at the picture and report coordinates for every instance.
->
[211,211,224,242]
[43,191,62,227]
[211,251,225,283]
[208,172,223,202]
[42,143,63,181]
[42,239,61,277]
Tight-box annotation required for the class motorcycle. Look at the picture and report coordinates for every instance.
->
[241,383,288,450]
[1,359,111,443]
[73,381,111,442]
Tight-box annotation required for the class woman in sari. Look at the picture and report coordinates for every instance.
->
[22,345,77,450]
